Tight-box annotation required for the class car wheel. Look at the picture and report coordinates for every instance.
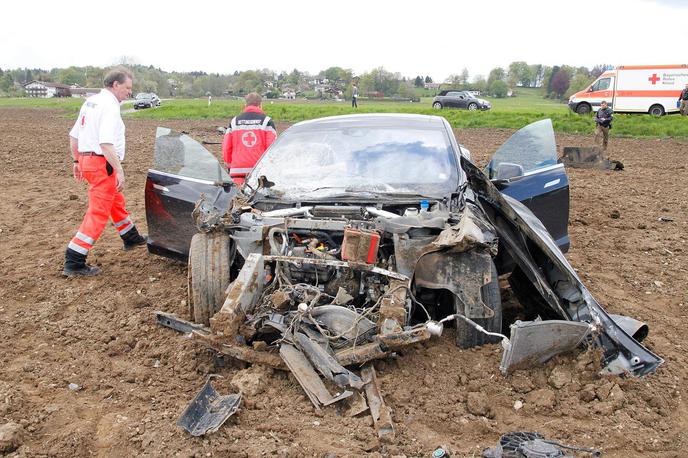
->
[188,232,233,325]
[432,102,442,109]
[468,102,478,111]
[454,261,502,348]
[134,106,139,110]
[576,103,591,115]
[649,104,665,117]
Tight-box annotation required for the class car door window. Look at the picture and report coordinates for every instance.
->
[486,119,557,180]
[152,127,231,184]
[591,78,610,92]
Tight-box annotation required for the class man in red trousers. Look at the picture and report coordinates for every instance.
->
[63,67,147,277]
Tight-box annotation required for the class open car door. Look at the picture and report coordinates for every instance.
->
[145,127,235,261]
[486,119,570,252]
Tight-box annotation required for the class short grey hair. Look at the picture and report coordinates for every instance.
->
[245,92,262,106]
[103,67,133,88]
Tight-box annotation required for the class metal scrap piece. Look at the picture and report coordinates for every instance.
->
[415,248,494,319]
[345,391,369,417]
[309,305,376,342]
[335,341,388,366]
[295,332,365,390]
[210,253,265,339]
[500,320,592,375]
[192,331,286,370]
[177,377,241,436]
[279,343,353,409]
[361,363,395,442]
[155,310,209,335]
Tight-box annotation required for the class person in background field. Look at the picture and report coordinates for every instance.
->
[351,83,359,108]
[63,67,147,277]
[594,100,613,152]
[208,94,212,106]
[678,83,688,116]
[222,92,277,184]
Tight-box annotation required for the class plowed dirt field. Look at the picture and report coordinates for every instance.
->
[0,108,686,457]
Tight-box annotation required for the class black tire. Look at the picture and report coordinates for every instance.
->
[649,104,665,117]
[576,103,591,115]
[432,102,443,109]
[188,232,233,325]
[468,102,478,111]
[454,261,502,348]
[134,106,139,110]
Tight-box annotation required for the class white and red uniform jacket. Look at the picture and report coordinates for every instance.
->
[222,105,277,184]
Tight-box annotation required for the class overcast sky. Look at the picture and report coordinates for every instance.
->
[1,0,685,81]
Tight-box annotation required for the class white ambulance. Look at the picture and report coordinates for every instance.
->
[568,65,688,116]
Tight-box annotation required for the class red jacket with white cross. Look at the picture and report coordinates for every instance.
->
[222,105,277,184]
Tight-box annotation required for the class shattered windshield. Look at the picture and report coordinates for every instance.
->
[248,123,461,199]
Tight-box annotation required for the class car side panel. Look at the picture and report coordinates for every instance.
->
[145,171,235,261]
[495,165,570,252]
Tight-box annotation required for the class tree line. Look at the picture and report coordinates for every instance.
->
[0,61,613,100]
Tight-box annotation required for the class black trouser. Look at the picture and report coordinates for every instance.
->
[352,97,357,108]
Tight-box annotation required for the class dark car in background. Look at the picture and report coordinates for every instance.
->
[134,93,161,110]
[432,90,491,111]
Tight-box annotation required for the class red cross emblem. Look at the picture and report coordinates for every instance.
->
[648,73,660,85]
[241,131,257,147]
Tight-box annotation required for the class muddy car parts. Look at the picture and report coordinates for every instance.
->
[148,115,662,432]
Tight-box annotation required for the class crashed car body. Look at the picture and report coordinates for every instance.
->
[145,114,662,380]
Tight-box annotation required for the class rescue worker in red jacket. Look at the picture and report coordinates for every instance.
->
[222,93,277,184]
[63,67,147,277]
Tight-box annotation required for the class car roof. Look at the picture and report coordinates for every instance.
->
[290,113,449,131]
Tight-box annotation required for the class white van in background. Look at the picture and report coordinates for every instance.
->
[568,65,688,116]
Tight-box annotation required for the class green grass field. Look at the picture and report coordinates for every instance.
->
[2,89,686,138]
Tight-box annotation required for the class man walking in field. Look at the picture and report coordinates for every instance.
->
[678,83,688,116]
[222,93,277,184]
[594,100,613,152]
[63,67,147,277]
[351,83,359,108]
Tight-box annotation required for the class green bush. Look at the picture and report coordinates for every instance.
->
[489,80,509,98]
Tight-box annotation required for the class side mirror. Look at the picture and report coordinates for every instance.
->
[492,162,524,181]
[587,87,594,93]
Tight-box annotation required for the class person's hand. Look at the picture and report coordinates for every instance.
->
[116,170,125,192]
[72,162,83,182]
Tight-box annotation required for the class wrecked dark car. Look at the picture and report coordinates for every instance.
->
[145,114,662,435]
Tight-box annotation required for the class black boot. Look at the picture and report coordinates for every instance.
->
[63,247,101,277]
[121,226,148,251]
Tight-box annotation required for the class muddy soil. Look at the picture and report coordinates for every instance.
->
[0,108,686,457]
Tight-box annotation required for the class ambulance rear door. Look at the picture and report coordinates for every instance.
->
[144,127,236,261]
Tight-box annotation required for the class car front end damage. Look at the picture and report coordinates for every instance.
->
[158,169,661,435]
[148,116,662,437]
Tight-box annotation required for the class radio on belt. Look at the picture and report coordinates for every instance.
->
[341,227,380,264]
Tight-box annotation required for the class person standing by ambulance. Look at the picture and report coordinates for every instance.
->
[222,92,277,184]
[678,83,688,116]
[594,100,614,152]
[63,67,147,277]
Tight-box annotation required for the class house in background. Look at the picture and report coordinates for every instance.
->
[69,84,100,98]
[23,81,72,98]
